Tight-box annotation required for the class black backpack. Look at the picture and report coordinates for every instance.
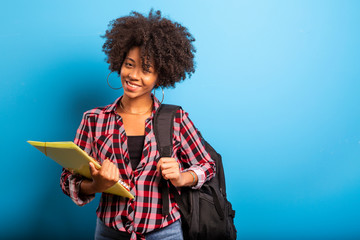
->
[154,104,237,240]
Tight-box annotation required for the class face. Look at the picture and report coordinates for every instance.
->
[120,46,158,100]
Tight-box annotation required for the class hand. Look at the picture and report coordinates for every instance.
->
[156,157,184,187]
[89,159,120,193]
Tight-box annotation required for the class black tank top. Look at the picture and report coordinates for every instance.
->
[127,136,145,171]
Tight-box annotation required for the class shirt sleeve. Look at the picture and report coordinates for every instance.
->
[176,109,216,189]
[60,112,95,206]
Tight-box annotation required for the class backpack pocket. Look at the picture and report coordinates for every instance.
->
[224,199,237,240]
[196,186,227,240]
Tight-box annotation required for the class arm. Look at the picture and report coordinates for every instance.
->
[80,159,119,195]
[60,112,96,206]
[157,157,198,187]
[178,109,216,189]
[157,109,215,189]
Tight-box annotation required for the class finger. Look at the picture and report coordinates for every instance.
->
[102,159,110,168]
[162,173,169,180]
[162,168,180,177]
[162,163,179,173]
[110,164,119,181]
[161,167,175,174]
[105,160,118,181]
[156,159,163,173]
[161,162,179,172]
[161,157,175,163]
[161,158,178,166]
[89,162,98,176]
[101,159,113,174]
[163,173,179,181]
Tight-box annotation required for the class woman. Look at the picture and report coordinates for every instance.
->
[60,10,215,240]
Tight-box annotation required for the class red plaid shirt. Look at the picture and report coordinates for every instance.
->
[60,96,215,239]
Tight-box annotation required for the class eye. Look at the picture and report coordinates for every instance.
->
[124,62,133,68]
[143,69,152,74]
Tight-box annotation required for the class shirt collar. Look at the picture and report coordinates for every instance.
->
[104,94,161,115]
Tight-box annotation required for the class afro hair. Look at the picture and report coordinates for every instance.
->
[102,9,196,88]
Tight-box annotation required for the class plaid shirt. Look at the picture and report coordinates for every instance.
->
[60,96,215,239]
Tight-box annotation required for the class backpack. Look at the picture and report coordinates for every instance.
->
[154,104,237,240]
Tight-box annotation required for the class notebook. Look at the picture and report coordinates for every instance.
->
[28,141,134,199]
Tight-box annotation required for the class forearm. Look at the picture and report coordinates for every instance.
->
[60,168,95,206]
[180,170,198,187]
[79,179,98,195]
[178,109,216,188]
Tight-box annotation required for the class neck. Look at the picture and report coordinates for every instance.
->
[120,94,153,114]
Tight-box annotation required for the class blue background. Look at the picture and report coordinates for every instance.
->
[1,0,360,239]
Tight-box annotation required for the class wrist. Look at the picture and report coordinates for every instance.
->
[179,171,197,187]
[89,180,105,194]
[188,171,197,186]
[80,179,99,195]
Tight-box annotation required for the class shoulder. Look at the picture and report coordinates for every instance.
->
[174,107,187,121]
[82,104,112,121]
[172,106,194,127]
[156,104,188,123]
[82,97,120,119]
[83,107,105,117]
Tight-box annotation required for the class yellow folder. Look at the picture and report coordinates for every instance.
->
[28,141,134,199]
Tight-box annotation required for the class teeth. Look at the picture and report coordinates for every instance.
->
[127,81,138,88]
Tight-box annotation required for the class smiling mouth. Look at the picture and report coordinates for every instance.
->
[126,81,140,88]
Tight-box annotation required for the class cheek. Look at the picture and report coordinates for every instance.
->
[152,74,159,87]
[120,68,127,80]
[144,76,158,88]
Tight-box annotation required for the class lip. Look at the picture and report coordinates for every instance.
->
[126,81,141,87]
[124,80,141,91]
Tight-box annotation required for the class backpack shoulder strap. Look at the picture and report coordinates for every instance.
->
[153,104,181,158]
[153,104,184,216]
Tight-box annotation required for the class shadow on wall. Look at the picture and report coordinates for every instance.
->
[16,58,113,239]
[32,57,117,140]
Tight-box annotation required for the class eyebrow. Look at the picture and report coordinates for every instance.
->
[125,57,154,68]
[125,57,135,62]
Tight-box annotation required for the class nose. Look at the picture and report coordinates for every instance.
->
[128,68,141,81]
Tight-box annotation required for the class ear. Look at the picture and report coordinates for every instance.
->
[153,80,160,89]
[155,79,161,88]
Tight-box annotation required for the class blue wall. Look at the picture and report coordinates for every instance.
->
[1,0,360,239]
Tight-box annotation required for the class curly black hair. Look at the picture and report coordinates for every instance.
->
[102,9,196,88]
